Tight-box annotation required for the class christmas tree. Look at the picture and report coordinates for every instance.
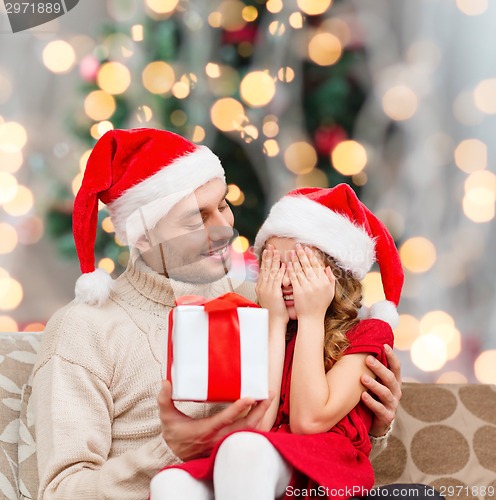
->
[46,0,369,275]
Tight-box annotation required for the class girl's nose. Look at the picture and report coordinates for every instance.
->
[281,268,291,287]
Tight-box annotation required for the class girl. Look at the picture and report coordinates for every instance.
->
[151,183,403,499]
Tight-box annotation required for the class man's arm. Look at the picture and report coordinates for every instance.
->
[34,357,180,500]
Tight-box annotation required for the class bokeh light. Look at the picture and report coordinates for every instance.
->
[42,40,76,74]
[400,237,436,273]
[361,272,385,308]
[268,20,285,36]
[170,109,187,127]
[289,12,304,29]
[102,217,115,233]
[3,185,34,216]
[0,223,17,254]
[0,277,23,311]
[136,105,153,123]
[411,335,447,372]
[218,0,246,31]
[331,140,367,175]
[297,0,332,16]
[98,258,115,274]
[463,170,496,223]
[308,33,342,66]
[266,0,283,14]
[394,314,420,351]
[263,117,279,138]
[206,63,221,78]
[278,67,295,83]
[210,98,245,132]
[0,172,18,204]
[436,371,467,384]
[23,322,45,332]
[191,125,206,143]
[454,139,487,173]
[474,350,496,383]
[0,315,18,332]
[382,86,418,121]
[131,24,144,42]
[79,149,92,173]
[464,170,496,194]
[242,5,258,22]
[172,81,190,99]
[263,139,280,157]
[97,62,131,95]
[0,150,23,174]
[84,91,116,121]
[72,173,83,196]
[456,0,488,16]
[473,79,496,114]
[142,61,175,94]
[240,124,259,143]
[420,311,460,361]
[227,184,245,206]
[145,0,179,15]
[0,121,27,153]
[240,71,276,107]
[284,141,317,174]
[232,235,250,253]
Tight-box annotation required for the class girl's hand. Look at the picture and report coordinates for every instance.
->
[256,244,289,326]
[287,244,335,320]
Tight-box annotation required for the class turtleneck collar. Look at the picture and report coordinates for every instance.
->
[112,248,243,310]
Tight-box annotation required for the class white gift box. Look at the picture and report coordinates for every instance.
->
[167,294,269,402]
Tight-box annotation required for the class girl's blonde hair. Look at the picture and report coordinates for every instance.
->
[321,254,362,371]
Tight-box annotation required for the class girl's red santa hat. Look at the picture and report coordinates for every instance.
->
[254,184,404,328]
[73,128,225,306]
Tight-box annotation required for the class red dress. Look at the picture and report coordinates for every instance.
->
[162,319,393,499]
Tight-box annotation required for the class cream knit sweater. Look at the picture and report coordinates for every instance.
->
[33,254,256,500]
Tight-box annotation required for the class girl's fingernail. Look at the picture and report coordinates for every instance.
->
[363,375,371,384]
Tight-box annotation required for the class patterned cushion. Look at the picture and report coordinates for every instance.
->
[0,333,40,500]
[372,383,496,499]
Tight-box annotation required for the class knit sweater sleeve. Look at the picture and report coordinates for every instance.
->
[32,302,184,500]
[33,355,181,500]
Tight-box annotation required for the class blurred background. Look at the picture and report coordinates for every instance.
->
[1,0,495,384]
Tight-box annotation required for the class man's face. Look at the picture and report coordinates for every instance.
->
[138,178,235,283]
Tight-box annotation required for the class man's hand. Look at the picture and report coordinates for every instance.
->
[158,380,273,461]
[360,345,402,437]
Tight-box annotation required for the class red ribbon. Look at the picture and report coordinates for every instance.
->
[167,293,260,401]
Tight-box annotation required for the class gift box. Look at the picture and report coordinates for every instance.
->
[167,292,269,402]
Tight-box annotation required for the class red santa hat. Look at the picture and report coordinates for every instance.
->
[254,184,404,328]
[73,128,225,306]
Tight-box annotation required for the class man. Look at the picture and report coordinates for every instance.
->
[33,128,402,499]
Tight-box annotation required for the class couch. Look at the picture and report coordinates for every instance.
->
[1,331,495,499]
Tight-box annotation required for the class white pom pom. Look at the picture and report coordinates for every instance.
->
[74,268,114,307]
[358,305,370,320]
[369,300,399,329]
